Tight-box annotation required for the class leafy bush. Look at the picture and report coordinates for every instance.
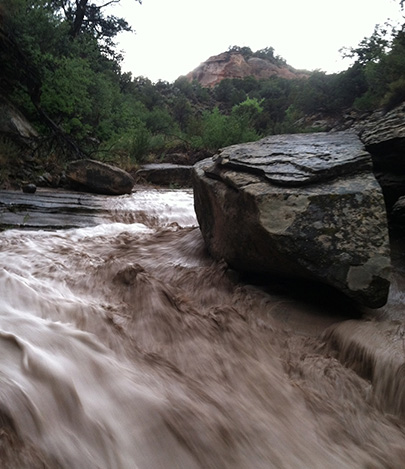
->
[382,78,405,111]
[128,123,151,163]
[201,108,229,150]
[108,121,151,164]
[199,105,261,151]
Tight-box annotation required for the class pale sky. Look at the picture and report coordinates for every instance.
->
[113,0,403,83]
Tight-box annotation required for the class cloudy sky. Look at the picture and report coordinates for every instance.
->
[113,0,403,83]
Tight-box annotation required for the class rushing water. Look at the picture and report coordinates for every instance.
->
[0,188,405,468]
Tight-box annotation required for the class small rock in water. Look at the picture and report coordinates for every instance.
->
[22,183,37,194]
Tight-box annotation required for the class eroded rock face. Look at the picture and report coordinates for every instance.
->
[185,51,308,88]
[0,96,38,142]
[359,105,405,148]
[66,159,134,195]
[193,131,391,308]
[359,104,405,210]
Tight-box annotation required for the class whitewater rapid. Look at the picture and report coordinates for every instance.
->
[0,188,404,468]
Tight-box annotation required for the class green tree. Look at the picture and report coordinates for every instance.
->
[48,0,138,41]
[254,47,286,65]
[227,45,253,57]
[295,72,338,114]
[200,107,229,150]
[171,96,193,131]
[339,21,405,110]
[200,105,260,151]
[1,0,140,157]
[231,97,263,131]
[341,24,391,65]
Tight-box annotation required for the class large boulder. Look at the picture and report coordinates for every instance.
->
[193,131,391,308]
[66,159,134,195]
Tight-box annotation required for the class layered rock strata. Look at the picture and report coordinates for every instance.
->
[193,131,391,308]
[136,163,193,187]
[359,104,405,211]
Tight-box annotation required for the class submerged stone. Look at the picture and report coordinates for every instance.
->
[323,320,405,417]
[193,131,391,308]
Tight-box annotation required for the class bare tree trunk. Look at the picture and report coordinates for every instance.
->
[71,0,89,38]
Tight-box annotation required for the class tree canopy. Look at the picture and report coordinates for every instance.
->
[1,0,405,180]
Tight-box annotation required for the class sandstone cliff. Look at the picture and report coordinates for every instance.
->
[185,51,309,88]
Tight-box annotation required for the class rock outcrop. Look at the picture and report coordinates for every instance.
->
[185,51,308,88]
[136,163,193,187]
[0,96,39,189]
[0,96,38,143]
[391,195,405,227]
[358,104,405,212]
[0,189,110,230]
[66,159,134,195]
[193,131,391,308]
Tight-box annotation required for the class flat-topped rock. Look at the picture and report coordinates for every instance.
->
[136,163,193,187]
[0,189,110,229]
[213,131,371,186]
[193,131,391,308]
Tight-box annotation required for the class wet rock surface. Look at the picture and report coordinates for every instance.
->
[193,131,391,308]
[323,319,405,417]
[213,131,372,186]
[359,104,405,211]
[136,163,193,187]
[0,189,110,229]
[66,159,134,195]
[22,183,36,194]
[359,104,405,149]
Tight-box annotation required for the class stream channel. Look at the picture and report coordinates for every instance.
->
[0,187,405,468]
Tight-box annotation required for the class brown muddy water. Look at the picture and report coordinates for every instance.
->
[0,188,405,468]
